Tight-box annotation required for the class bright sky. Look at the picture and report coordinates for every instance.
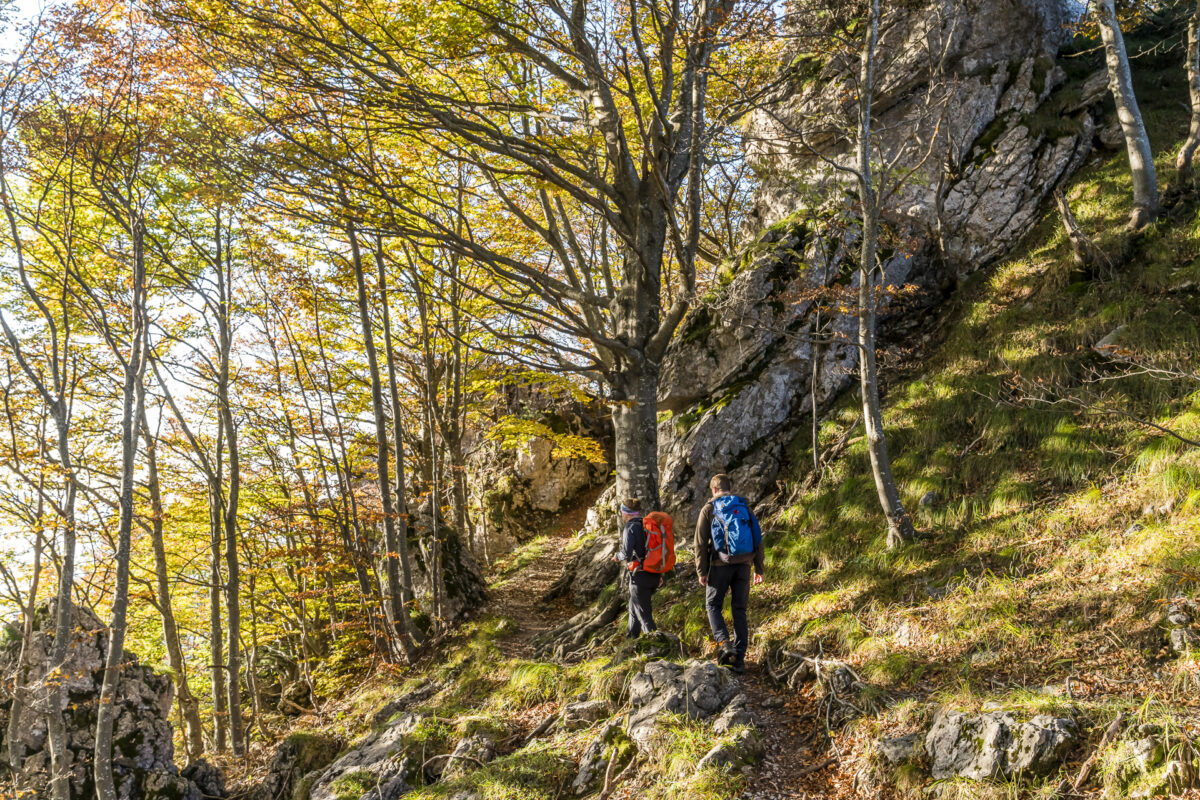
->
[2,0,46,56]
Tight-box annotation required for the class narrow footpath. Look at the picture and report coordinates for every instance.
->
[483,498,843,799]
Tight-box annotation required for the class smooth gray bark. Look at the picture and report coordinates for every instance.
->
[375,239,420,640]
[1096,0,1159,228]
[0,169,78,800]
[94,217,149,800]
[215,214,245,758]
[140,413,205,762]
[856,0,916,550]
[1178,0,1200,183]
[349,225,416,662]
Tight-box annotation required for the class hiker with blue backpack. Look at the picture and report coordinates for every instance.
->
[613,497,676,639]
[695,474,765,673]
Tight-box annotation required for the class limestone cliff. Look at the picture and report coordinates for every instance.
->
[657,0,1104,524]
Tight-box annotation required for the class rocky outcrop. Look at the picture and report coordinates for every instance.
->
[409,498,487,623]
[1102,724,1200,798]
[626,660,759,759]
[240,733,342,800]
[308,712,426,800]
[0,603,219,800]
[570,721,633,795]
[748,0,1081,261]
[657,0,1103,524]
[925,709,1075,780]
[465,375,610,557]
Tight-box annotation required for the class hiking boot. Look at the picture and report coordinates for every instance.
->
[732,655,746,674]
[716,645,736,667]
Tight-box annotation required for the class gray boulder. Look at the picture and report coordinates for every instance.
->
[711,694,755,735]
[925,709,1074,780]
[440,734,496,780]
[241,733,342,800]
[695,729,764,774]
[626,660,742,750]
[409,498,487,622]
[570,721,632,796]
[877,732,925,766]
[308,713,426,800]
[0,603,217,800]
[562,699,610,731]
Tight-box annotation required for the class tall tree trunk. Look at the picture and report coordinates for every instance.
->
[411,268,445,628]
[349,226,416,662]
[216,219,245,758]
[141,415,205,762]
[375,239,420,637]
[1178,0,1200,184]
[856,0,916,550]
[94,217,149,800]
[1096,0,1159,228]
[208,476,227,753]
[310,294,390,654]
[610,359,661,509]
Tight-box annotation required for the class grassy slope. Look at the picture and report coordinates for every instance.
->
[274,27,1200,800]
[732,27,1200,798]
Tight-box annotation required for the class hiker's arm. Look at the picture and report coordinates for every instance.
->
[617,521,634,562]
[695,505,712,582]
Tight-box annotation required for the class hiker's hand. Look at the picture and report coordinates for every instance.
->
[698,576,708,586]
[753,573,764,586]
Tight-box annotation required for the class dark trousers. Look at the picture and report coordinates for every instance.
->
[705,563,751,656]
[627,571,661,637]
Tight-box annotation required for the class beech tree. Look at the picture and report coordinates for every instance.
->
[161,0,775,509]
[1095,0,1159,228]
[0,17,87,798]
[852,0,916,548]
[1179,0,1200,183]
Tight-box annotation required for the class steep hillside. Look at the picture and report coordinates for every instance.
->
[223,14,1200,800]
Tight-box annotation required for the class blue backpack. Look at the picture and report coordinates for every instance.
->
[710,495,758,558]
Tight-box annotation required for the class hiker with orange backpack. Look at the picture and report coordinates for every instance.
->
[695,474,765,673]
[613,497,675,639]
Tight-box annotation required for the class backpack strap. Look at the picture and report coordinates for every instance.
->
[709,499,727,554]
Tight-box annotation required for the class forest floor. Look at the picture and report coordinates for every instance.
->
[484,497,844,800]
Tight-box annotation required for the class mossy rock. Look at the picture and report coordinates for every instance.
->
[286,733,345,776]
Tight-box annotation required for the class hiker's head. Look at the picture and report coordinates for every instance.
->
[709,474,732,497]
[619,497,642,518]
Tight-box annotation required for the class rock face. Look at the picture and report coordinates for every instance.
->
[924,709,1075,780]
[623,660,762,777]
[308,712,426,800]
[657,0,1102,524]
[465,376,610,557]
[409,498,487,622]
[0,603,218,799]
[626,660,753,749]
[241,733,342,800]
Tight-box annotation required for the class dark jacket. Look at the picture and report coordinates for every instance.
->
[619,516,647,564]
[694,494,765,577]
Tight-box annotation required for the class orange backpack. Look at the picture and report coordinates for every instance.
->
[636,511,676,574]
